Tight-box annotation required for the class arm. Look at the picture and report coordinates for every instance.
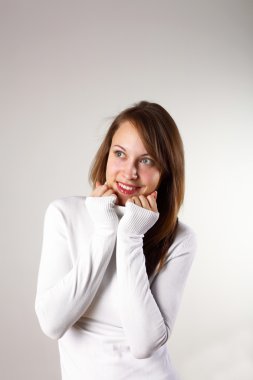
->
[35,195,118,340]
[116,202,196,359]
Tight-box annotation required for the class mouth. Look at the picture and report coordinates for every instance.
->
[116,181,141,195]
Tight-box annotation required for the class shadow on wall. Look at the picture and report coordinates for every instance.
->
[180,323,253,380]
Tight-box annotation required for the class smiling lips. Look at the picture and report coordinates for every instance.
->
[116,181,140,195]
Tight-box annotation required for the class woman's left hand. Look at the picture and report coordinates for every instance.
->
[118,191,159,236]
[126,191,158,212]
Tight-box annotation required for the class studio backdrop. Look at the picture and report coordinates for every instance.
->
[0,1,252,379]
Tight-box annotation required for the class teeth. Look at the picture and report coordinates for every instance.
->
[119,183,136,191]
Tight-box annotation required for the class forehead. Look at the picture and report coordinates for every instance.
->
[112,120,144,146]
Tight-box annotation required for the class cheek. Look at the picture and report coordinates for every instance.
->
[106,158,121,177]
[143,170,160,188]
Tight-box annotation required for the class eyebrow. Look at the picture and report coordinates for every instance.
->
[112,144,150,157]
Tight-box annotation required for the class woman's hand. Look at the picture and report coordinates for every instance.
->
[126,191,158,212]
[86,181,119,230]
[117,191,159,236]
[91,181,118,203]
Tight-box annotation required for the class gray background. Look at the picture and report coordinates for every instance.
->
[0,1,252,379]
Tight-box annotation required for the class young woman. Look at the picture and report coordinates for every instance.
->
[35,101,197,380]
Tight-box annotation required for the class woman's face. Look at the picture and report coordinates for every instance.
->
[106,120,161,206]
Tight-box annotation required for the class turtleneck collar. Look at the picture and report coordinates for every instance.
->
[115,204,126,219]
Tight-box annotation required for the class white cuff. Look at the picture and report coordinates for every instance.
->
[117,201,159,236]
[85,195,118,229]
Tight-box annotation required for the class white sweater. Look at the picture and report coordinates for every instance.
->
[35,195,197,380]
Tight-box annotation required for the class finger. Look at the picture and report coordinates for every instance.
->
[92,183,108,197]
[95,181,101,188]
[138,195,152,210]
[131,196,142,207]
[102,189,117,199]
[151,191,158,200]
[147,194,158,212]
[102,189,114,196]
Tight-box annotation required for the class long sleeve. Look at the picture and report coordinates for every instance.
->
[35,196,118,340]
[116,202,196,359]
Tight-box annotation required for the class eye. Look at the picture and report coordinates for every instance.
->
[140,157,154,166]
[113,150,125,158]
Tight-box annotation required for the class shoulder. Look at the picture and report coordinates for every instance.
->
[47,195,86,210]
[165,220,197,263]
[44,195,87,223]
[176,220,197,247]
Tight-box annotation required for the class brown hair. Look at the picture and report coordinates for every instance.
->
[89,101,185,278]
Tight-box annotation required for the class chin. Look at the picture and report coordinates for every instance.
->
[116,194,129,206]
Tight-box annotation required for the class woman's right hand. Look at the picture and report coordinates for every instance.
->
[91,181,118,204]
[86,181,119,230]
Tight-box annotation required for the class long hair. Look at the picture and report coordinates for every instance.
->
[89,101,185,278]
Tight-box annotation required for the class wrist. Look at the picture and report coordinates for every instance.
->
[117,201,159,236]
[85,195,118,229]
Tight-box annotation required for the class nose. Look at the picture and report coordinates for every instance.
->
[122,160,138,180]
